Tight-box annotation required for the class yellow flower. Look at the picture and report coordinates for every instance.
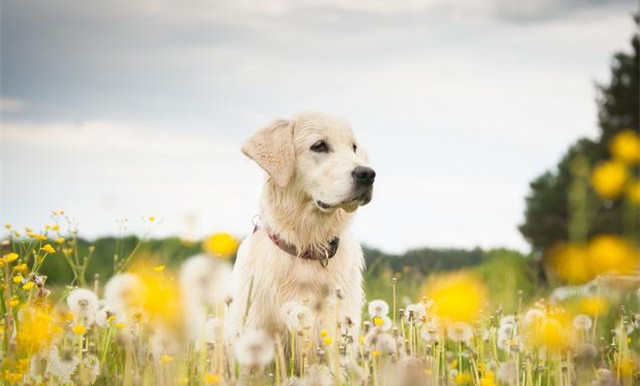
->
[358,336,365,345]
[547,243,593,284]
[591,160,628,199]
[371,350,381,358]
[204,373,221,384]
[149,216,156,222]
[72,324,87,335]
[22,282,34,290]
[55,237,65,244]
[4,224,10,230]
[13,263,27,272]
[3,253,19,263]
[530,315,570,351]
[610,129,640,164]
[40,244,55,254]
[320,329,328,337]
[8,298,19,307]
[203,233,239,258]
[160,355,174,364]
[373,316,384,326]
[115,323,125,329]
[12,275,23,284]
[455,372,472,385]
[153,265,166,273]
[480,372,496,386]
[579,297,609,317]
[423,272,487,322]
[626,180,640,204]
[587,235,638,276]
[51,224,60,231]
[34,234,47,241]
[16,305,60,354]
[323,336,333,346]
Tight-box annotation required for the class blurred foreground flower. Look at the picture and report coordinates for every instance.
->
[548,235,638,284]
[609,129,640,164]
[422,272,487,322]
[203,233,239,258]
[590,160,628,199]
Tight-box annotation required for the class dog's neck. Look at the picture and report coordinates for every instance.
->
[260,180,353,252]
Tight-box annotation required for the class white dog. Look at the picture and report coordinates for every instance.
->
[227,112,375,348]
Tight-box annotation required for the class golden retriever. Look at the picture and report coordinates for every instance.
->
[226,112,375,349]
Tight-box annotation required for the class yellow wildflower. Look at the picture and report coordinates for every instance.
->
[323,336,333,346]
[547,243,593,284]
[205,373,221,384]
[4,224,10,230]
[455,372,472,385]
[40,244,55,254]
[34,234,47,241]
[423,272,487,322]
[371,350,381,358]
[587,234,637,276]
[591,160,628,199]
[203,233,239,258]
[16,305,60,354]
[51,224,60,231]
[153,265,166,273]
[3,253,19,263]
[579,297,609,316]
[480,372,496,386]
[610,129,640,164]
[22,282,34,290]
[72,324,86,335]
[55,237,65,244]
[373,316,384,326]
[8,298,19,307]
[320,329,328,337]
[626,180,640,204]
[160,355,174,364]
[530,315,570,351]
[13,263,27,272]
[12,275,23,284]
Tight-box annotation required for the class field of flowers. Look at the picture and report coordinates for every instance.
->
[0,130,639,385]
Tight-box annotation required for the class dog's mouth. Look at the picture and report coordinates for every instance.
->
[315,189,372,213]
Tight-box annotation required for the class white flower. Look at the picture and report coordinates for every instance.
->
[234,329,275,368]
[573,314,593,331]
[205,316,224,344]
[499,315,516,327]
[179,255,232,307]
[447,322,473,344]
[281,301,313,331]
[404,303,427,323]
[368,300,389,318]
[104,273,143,317]
[523,309,545,326]
[300,364,332,386]
[45,347,79,384]
[365,331,396,354]
[420,319,442,342]
[66,288,99,325]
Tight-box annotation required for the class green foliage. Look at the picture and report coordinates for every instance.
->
[519,21,640,251]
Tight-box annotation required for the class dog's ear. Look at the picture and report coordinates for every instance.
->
[242,119,295,187]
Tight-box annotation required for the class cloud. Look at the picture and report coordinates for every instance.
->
[0,98,26,113]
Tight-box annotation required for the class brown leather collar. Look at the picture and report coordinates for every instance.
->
[253,225,340,267]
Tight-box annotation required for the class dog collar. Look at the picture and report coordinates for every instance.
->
[253,224,340,267]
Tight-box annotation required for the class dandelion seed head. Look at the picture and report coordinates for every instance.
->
[368,299,389,318]
[66,288,99,325]
[572,314,593,331]
[233,329,274,368]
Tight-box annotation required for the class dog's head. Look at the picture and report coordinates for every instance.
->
[242,112,375,213]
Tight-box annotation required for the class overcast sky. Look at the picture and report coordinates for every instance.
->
[1,0,637,253]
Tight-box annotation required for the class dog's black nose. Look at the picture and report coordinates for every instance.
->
[352,166,376,185]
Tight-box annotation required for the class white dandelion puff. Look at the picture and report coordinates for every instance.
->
[300,364,332,386]
[368,300,389,318]
[45,347,79,384]
[447,322,474,344]
[205,316,224,344]
[233,329,275,369]
[364,331,396,355]
[420,319,442,342]
[66,288,99,325]
[523,309,545,326]
[404,303,427,324]
[499,315,516,327]
[104,273,143,317]
[281,301,313,331]
[573,314,593,331]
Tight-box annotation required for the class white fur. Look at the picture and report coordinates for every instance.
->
[227,112,372,345]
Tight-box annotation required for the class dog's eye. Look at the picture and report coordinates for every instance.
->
[352,144,357,152]
[310,140,329,153]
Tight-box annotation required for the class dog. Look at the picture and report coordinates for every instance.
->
[226,112,375,350]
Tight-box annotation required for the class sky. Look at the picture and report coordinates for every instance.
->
[1,0,637,253]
